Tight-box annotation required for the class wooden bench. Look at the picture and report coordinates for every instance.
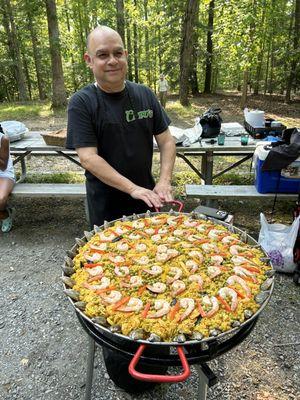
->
[185,184,299,199]
[11,183,86,198]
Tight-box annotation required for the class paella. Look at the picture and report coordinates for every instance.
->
[63,211,274,343]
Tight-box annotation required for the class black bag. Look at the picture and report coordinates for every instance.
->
[200,107,222,138]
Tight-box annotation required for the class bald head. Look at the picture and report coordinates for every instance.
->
[87,26,124,54]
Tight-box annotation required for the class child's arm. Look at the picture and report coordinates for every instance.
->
[0,136,9,171]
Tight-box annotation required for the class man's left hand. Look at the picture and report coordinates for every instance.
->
[153,181,173,202]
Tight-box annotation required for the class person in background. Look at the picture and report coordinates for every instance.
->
[157,73,169,108]
[66,25,176,393]
[0,125,15,233]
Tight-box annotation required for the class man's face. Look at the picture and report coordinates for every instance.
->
[85,31,128,92]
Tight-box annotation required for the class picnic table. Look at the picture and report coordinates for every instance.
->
[10,131,298,201]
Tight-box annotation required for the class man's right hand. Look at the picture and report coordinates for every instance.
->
[129,186,163,209]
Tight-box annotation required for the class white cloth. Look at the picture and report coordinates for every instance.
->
[157,79,169,92]
[0,133,15,181]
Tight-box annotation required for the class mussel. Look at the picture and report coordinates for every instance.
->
[63,289,80,301]
[129,329,145,340]
[84,231,94,241]
[109,325,121,333]
[61,265,74,277]
[255,291,270,304]
[191,331,204,341]
[231,320,241,328]
[148,333,161,342]
[209,329,221,337]
[75,237,86,247]
[74,301,87,311]
[244,309,253,319]
[260,278,273,291]
[92,316,109,327]
[64,256,74,268]
[61,276,75,288]
[66,250,76,259]
[173,334,186,343]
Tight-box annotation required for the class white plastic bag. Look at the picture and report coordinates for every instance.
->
[258,213,300,273]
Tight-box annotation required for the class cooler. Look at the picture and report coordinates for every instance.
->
[254,145,300,194]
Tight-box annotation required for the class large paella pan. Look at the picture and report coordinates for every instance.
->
[62,205,274,350]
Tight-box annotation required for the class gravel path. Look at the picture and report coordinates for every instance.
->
[1,197,299,400]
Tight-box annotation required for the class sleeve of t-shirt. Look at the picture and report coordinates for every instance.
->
[148,89,171,136]
[66,92,98,150]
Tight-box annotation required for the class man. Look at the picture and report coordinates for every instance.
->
[67,26,175,228]
[66,26,175,392]
[157,73,169,108]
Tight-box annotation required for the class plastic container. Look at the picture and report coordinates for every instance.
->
[244,119,286,139]
[254,147,300,193]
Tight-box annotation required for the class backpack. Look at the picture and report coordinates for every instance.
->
[199,107,222,138]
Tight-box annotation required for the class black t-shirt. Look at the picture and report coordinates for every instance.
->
[66,80,170,188]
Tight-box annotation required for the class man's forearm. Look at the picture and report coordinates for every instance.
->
[80,153,137,194]
[158,139,176,183]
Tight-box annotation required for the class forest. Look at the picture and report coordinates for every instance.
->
[0,0,299,108]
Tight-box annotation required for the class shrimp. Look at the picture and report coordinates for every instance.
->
[218,287,238,311]
[167,249,179,258]
[208,229,226,240]
[187,234,200,242]
[157,244,168,253]
[98,231,116,241]
[207,266,222,279]
[167,216,178,226]
[189,251,204,263]
[167,236,177,243]
[188,274,203,288]
[233,266,258,283]
[101,290,122,304]
[202,243,218,253]
[116,242,129,252]
[146,282,166,293]
[183,219,198,227]
[211,255,223,265]
[143,265,163,276]
[231,255,250,265]
[132,220,145,229]
[89,243,108,252]
[151,234,162,242]
[114,266,130,277]
[202,295,219,317]
[85,265,103,277]
[186,260,199,273]
[179,298,195,321]
[108,255,126,264]
[135,243,147,252]
[196,224,208,233]
[136,255,150,265]
[173,229,184,236]
[182,242,193,248]
[166,267,182,283]
[230,245,247,256]
[83,277,110,291]
[221,235,240,244]
[115,226,128,235]
[147,300,170,318]
[117,297,144,312]
[156,252,169,262]
[122,275,143,288]
[145,228,155,235]
[227,275,251,298]
[84,252,102,263]
[158,228,168,234]
[171,280,186,296]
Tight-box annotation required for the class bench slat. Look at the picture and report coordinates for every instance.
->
[12,183,86,198]
[185,184,299,199]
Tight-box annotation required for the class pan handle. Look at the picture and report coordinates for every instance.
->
[128,344,190,383]
[154,200,184,213]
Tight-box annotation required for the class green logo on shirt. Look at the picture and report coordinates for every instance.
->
[125,109,153,122]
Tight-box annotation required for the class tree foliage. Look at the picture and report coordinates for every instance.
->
[0,0,298,104]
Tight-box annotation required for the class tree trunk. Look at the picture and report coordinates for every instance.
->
[126,22,133,81]
[45,0,67,108]
[1,0,29,101]
[203,0,214,94]
[189,1,200,95]
[116,0,125,44]
[143,0,151,87]
[64,0,77,92]
[241,69,248,109]
[133,0,139,83]
[285,0,300,102]
[179,0,199,106]
[253,0,267,95]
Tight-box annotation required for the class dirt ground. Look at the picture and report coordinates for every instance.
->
[1,197,300,400]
